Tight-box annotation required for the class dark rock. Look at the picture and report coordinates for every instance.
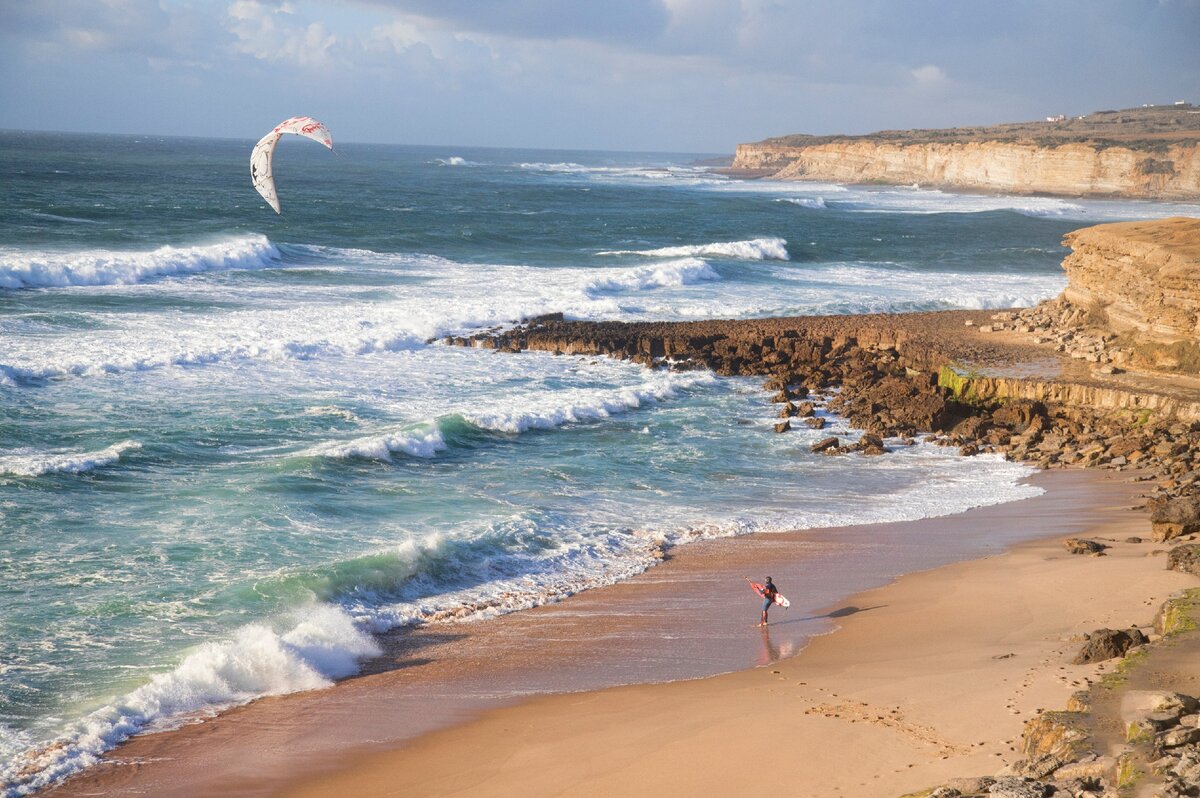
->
[1150,495,1200,541]
[1126,537,1144,544]
[959,443,980,457]
[779,402,798,418]
[855,433,885,452]
[773,420,791,433]
[992,400,1048,432]
[987,777,1049,798]
[1063,538,1108,555]
[1072,628,1149,664]
[803,417,826,430]
[794,401,816,418]
[811,437,839,453]
[1167,544,1200,577]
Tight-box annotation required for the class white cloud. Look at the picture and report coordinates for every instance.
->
[226,0,340,69]
[910,63,948,86]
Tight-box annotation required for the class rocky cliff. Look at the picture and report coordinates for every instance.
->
[1060,217,1200,341]
[732,105,1200,199]
[731,139,1200,199]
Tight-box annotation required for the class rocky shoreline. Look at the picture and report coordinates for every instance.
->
[445,304,1200,797]
[438,216,1200,796]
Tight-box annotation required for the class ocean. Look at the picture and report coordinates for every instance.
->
[2,130,1198,795]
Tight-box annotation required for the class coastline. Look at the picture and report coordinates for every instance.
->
[39,468,1184,798]
[277,469,1194,798]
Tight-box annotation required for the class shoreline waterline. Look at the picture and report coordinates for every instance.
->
[41,468,1126,798]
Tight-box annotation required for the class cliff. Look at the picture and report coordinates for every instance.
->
[733,105,1200,199]
[1061,217,1200,341]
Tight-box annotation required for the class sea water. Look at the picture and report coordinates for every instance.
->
[3,131,1198,794]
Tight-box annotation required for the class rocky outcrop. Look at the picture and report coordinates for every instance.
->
[1151,496,1200,542]
[1168,545,1200,578]
[1060,218,1200,342]
[1071,628,1148,664]
[731,139,1200,200]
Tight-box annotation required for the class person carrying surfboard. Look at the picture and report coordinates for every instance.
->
[745,576,790,626]
[758,577,779,627]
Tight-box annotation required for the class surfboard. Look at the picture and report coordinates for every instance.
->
[747,579,790,608]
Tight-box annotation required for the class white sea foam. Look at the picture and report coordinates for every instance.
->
[461,371,716,433]
[777,197,827,209]
[597,237,789,261]
[0,236,280,289]
[306,371,715,461]
[434,156,478,167]
[0,605,379,797]
[0,441,141,477]
[302,426,447,461]
[0,427,1044,796]
[583,257,720,294]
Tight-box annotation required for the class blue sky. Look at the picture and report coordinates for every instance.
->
[2,0,1198,153]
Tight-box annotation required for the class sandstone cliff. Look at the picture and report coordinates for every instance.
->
[732,105,1200,199]
[1061,217,1200,341]
[732,139,1200,199]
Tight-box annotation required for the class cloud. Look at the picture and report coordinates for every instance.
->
[910,64,948,87]
[226,0,340,68]
[357,0,671,44]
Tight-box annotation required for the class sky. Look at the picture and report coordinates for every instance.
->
[1,0,1198,153]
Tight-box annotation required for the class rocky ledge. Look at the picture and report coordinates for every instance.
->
[445,310,1200,507]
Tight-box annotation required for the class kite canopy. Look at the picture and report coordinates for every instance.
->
[250,116,333,214]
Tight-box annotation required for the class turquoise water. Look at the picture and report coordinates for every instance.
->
[3,130,1198,794]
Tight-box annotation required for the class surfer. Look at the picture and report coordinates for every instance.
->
[759,577,778,627]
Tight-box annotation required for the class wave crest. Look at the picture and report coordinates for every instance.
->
[0,236,279,289]
[0,441,141,477]
[597,237,789,261]
[583,257,720,294]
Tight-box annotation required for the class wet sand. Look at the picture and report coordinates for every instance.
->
[43,469,1171,798]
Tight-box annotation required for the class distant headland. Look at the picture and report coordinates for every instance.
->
[730,104,1200,200]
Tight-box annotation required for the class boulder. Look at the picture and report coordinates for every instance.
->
[773,420,791,433]
[779,402,798,418]
[1160,726,1200,748]
[928,788,961,798]
[803,417,826,430]
[1167,544,1200,577]
[855,433,887,455]
[1072,628,1149,664]
[987,777,1049,798]
[1063,538,1108,555]
[1150,495,1200,541]
[992,400,1048,432]
[810,437,839,453]
[943,777,995,795]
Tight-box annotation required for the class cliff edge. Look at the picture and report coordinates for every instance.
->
[1062,217,1200,341]
[733,105,1200,199]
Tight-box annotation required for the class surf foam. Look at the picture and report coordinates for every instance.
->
[0,236,280,289]
[597,237,789,261]
[0,605,378,797]
[0,441,141,477]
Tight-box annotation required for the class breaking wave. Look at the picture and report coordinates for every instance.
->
[583,257,720,294]
[1,605,379,797]
[0,236,280,289]
[597,237,789,261]
[434,156,479,167]
[304,371,716,462]
[0,441,141,477]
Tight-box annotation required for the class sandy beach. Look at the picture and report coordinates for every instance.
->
[39,467,1195,798]
[277,471,1194,798]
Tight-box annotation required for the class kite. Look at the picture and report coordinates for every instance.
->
[250,116,333,214]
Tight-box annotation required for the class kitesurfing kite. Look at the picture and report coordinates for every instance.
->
[250,116,333,214]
